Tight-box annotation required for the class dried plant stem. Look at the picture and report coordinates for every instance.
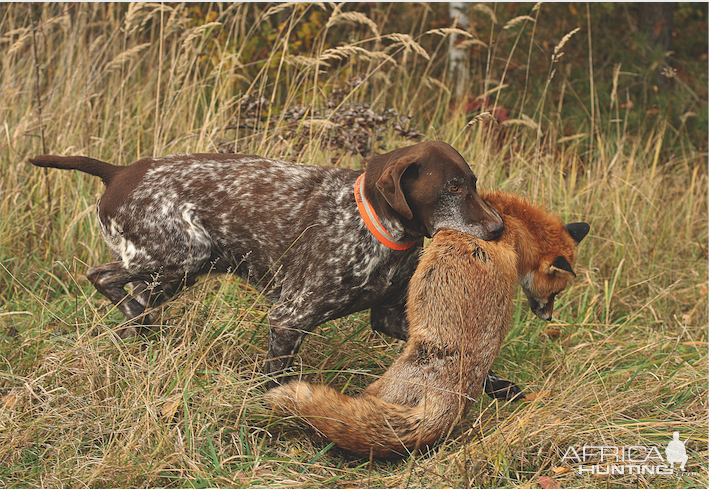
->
[153,6,165,157]
[586,3,596,161]
[29,2,52,241]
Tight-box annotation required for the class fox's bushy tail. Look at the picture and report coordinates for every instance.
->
[29,155,122,186]
[270,381,461,459]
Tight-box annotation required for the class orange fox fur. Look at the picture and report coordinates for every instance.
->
[269,191,589,459]
[480,190,589,321]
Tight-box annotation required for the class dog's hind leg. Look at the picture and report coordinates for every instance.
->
[130,276,195,321]
[87,262,156,338]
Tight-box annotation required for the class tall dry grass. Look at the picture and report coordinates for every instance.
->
[1,3,706,488]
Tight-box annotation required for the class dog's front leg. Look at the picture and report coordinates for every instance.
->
[370,303,409,340]
[263,299,325,389]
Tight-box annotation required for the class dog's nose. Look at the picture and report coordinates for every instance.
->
[486,219,504,239]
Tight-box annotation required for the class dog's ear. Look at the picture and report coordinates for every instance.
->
[375,156,417,220]
[565,222,590,244]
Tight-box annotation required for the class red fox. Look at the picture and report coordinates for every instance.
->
[480,189,589,321]
[270,229,517,458]
[480,190,589,400]
[269,191,589,459]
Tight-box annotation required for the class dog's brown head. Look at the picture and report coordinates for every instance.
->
[364,141,503,241]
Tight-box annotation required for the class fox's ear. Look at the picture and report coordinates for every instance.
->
[565,222,590,243]
[549,256,576,277]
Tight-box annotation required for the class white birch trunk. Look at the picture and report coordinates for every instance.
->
[449,2,470,102]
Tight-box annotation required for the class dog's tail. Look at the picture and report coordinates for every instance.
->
[269,381,459,459]
[29,155,123,186]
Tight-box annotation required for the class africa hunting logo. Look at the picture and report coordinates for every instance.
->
[560,432,691,476]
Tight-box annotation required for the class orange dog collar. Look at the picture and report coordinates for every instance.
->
[354,173,417,251]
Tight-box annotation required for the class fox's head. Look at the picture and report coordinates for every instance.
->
[480,190,590,321]
[518,222,590,320]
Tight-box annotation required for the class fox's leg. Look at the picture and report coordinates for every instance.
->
[484,370,526,401]
[372,305,526,402]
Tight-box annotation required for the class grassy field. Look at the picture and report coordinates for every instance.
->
[1,4,706,488]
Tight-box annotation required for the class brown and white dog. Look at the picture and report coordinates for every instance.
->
[30,142,504,385]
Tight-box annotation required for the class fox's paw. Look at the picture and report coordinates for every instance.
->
[484,370,526,401]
